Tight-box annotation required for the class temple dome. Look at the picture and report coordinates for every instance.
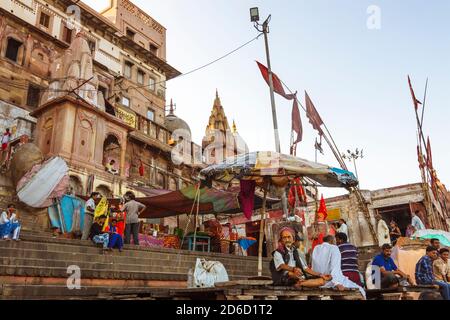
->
[164,100,191,137]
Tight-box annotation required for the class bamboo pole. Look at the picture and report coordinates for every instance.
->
[193,184,201,251]
[257,186,269,277]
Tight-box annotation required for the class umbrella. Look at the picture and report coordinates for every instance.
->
[413,229,450,247]
[200,151,358,277]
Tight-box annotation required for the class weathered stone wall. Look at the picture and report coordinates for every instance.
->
[308,184,426,247]
[0,173,14,210]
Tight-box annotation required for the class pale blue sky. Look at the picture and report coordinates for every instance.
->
[85,0,450,197]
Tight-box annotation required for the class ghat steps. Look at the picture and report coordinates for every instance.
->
[0,231,270,300]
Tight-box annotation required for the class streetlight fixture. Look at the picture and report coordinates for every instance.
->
[250,7,260,22]
[342,148,364,180]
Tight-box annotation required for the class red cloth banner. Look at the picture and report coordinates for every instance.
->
[256,61,303,153]
[305,91,324,135]
[408,75,422,110]
[256,61,295,100]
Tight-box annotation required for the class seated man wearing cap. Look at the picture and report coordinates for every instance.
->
[270,227,331,287]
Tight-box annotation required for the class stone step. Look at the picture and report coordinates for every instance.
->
[0,264,187,281]
[0,284,163,300]
[0,240,270,268]
[13,233,264,263]
[0,246,262,276]
[0,254,262,276]
[0,256,190,275]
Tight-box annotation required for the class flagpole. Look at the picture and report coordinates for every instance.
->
[420,78,428,127]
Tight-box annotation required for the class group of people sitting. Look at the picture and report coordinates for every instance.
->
[0,204,21,241]
[372,239,450,300]
[270,227,366,298]
[270,226,450,300]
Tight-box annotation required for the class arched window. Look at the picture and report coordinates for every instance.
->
[156,172,165,188]
[103,134,121,174]
[168,177,177,191]
[68,176,83,196]
[95,185,113,198]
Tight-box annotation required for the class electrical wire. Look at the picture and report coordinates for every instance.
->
[0,34,262,96]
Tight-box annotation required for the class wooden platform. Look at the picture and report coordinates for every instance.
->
[99,280,364,300]
[366,285,439,300]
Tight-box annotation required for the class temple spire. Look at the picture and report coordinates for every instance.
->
[214,89,221,107]
[232,120,237,134]
[169,99,175,115]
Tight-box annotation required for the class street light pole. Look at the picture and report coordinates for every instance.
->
[352,158,359,180]
[261,16,281,153]
[251,9,288,278]
[342,148,364,181]
[258,15,289,220]
[251,10,281,153]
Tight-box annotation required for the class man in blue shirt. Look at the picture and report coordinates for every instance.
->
[415,246,450,300]
[372,243,412,289]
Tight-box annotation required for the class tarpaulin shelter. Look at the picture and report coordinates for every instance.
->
[413,229,450,247]
[80,185,278,219]
[199,151,358,188]
[199,151,358,277]
[137,185,278,218]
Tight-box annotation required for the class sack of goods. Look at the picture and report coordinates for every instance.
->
[190,258,229,288]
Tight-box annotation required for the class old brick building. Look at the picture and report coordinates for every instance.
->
[0,0,206,229]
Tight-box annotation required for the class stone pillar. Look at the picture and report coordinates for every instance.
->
[120,139,127,179]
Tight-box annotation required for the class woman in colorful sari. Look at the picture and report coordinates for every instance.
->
[106,218,123,252]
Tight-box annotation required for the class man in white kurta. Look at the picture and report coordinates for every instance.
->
[411,211,425,231]
[312,236,366,299]
[337,219,349,237]
[376,214,391,246]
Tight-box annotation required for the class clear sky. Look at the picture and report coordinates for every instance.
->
[84,0,450,198]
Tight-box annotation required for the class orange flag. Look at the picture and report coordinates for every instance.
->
[317,195,328,222]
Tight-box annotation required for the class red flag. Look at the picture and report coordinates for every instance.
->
[305,91,324,135]
[317,195,328,222]
[408,75,422,110]
[256,61,295,100]
[291,98,302,145]
[288,178,307,208]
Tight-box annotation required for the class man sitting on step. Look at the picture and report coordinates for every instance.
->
[371,243,413,289]
[312,235,366,299]
[89,215,110,252]
[270,227,331,287]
